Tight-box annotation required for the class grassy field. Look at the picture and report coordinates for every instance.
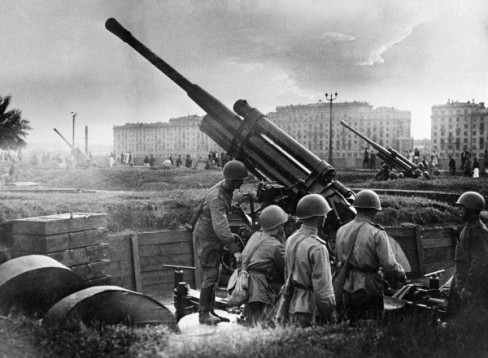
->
[1,165,488,357]
[2,165,484,232]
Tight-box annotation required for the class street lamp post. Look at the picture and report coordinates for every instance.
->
[325,92,338,164]
[71,112,77,148]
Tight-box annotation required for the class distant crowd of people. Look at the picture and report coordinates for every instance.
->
[109,150,232,170]
[363,145,488,180]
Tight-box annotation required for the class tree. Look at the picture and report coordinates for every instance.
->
[0,95,31,150]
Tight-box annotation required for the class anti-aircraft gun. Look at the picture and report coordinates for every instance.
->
[53,128,91,167]
[340,120,420,178]
[105,18,356,260]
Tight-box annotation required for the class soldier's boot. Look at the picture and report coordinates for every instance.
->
[210,286,230,323]
[199,286,220,325]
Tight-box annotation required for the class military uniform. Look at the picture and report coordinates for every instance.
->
[241,230,285,325]
[335,216,405,321]
[451,218,488,306]
[194,180,241,289]
[285,224,335,326]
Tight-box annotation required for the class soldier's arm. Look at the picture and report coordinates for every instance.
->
[464,230,488,293]
[376,231,405,278]
[311,246,336,319]
[208,196,240,254]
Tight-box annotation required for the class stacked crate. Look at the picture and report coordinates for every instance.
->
[10,213,111,287]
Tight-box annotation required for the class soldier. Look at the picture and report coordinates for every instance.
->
[241,205,287,326]
[193,160,248,325]
[449,192,488,312]
[285,194,336,327]
[335,190,406,323]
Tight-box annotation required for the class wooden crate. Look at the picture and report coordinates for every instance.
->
[11,213,107,236]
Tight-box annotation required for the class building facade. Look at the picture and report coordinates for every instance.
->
[431,100,488,163]
[113,102,412,168]
[113,115,222,165]
[268,101,412,166]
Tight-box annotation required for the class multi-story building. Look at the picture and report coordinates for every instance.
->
[113,101,412,168]
[268,101,412,167]
[431,100,488,163]
[113,115,222,164]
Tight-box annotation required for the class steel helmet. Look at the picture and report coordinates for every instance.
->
[455,191,485,211]
[223,160,248,180]
[354,189,382,211]
[296,194,331,220]
[260,205,288,230]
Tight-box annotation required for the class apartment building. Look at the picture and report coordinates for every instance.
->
[431,100,488,162]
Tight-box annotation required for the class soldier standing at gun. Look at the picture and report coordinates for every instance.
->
[449,191,488,313]
[335,190,406,323]
[240,205,287,326]
[193,160,248,325]
[284,194,337,327]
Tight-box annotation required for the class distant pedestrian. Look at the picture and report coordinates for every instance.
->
[464,156,472,177]
[185,154,192,168]
[143,155,150,167]
[128,152,134,167]
[408,149,414,163]
[369,152,376,169]
[473,157,480,178]
[176,155,183,167]
[483,149,488,175]
[413,148,420,164]
[461,147,470,170]
[149,154,156,168]
[448,155,456,175]
[421,156,429,172]
[362,148,370,169]
[431,147,439,168]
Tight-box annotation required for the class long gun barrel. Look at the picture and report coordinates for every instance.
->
[340,120,418,176]
[105,18,356,227]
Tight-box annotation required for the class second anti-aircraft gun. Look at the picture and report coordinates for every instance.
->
[53,128,91,168]
[340,120,420,178]
[105,18,356,262]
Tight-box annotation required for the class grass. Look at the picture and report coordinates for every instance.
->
[4,302,488,357]
[1,164,488,356]
[0,165,476,233]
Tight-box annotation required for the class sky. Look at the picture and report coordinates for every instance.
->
[2,0,488,148]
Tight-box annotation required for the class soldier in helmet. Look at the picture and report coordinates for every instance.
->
[284,194,337,327]
[193,160,248,325]
[335,189,406,323]
[449,191,488,312]
[240,205,287,326]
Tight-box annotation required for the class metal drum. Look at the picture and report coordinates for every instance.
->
[0,255,84,317]
[44,285,179,332]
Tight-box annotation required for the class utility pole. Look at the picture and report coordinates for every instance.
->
[70,112,77,147]
[85,126,88,156]
[325,92,338,165]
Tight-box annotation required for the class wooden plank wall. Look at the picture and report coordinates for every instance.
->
[105,225,459,300]
[138,230,196,299]
[106,233,135,290]
[106,230,196,300]
[386,224,459,278]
